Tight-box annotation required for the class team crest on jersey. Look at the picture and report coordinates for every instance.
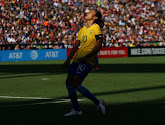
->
[90,30,92,35]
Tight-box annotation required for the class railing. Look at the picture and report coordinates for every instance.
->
[0,41,164,50]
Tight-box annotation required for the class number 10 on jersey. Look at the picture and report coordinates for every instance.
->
[82,35,87,43]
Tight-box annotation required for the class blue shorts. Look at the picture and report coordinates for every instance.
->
[68,62,93,79]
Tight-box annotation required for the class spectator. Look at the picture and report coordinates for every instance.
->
[14,44,20,50]
[0,0,164,50]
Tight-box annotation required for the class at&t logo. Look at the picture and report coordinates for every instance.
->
[30,50,38,60]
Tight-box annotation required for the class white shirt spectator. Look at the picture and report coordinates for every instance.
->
[8,37,16,43]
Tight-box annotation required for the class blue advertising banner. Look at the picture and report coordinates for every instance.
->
[0,49,67,62]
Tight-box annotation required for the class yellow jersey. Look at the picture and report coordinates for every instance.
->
[74,24,102,66]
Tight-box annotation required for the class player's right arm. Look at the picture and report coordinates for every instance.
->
[61,28,83,69]
[61,40,80,69]
[66,40,80,62]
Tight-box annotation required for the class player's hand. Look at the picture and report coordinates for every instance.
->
[77,57,86,63]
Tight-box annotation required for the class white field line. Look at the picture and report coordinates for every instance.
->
[0,96,53,100]
[0,99,84,108]
[0,95,84,108]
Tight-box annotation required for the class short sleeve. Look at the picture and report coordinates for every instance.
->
[94,24,103,35]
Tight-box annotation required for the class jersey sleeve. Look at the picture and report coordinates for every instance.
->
[94,24,103,41]
[94,24,103,35]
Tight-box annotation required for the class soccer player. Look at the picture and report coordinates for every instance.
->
[61,9,106,116]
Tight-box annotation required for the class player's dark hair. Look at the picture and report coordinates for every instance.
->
[94,10,104,29]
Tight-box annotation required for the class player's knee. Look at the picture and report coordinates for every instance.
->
[65,76,83,89]
[72,83,79,89]
[72,80,82,89]
[66,82,78,89]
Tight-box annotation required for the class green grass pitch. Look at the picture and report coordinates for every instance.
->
[0,56,165,125]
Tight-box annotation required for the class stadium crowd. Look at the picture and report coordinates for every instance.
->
[0,0,164,50]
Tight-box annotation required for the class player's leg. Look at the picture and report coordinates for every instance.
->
[64,62,83,116]
[77,85,99,105]
[65,62,81,111]
[75,79,106,115]
[73,62,99,105]
[65,62,93,116]
[66,73,96,112]
[65,74,74,87]
[64,74,83,116]
[74,62,105,115]
[65,62,105,116]
[66,74,80,111]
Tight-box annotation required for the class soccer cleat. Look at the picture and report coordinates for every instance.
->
[64,109,83,116]
[97,99,106,115]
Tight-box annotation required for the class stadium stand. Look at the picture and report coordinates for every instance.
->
[0,0,164,50]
